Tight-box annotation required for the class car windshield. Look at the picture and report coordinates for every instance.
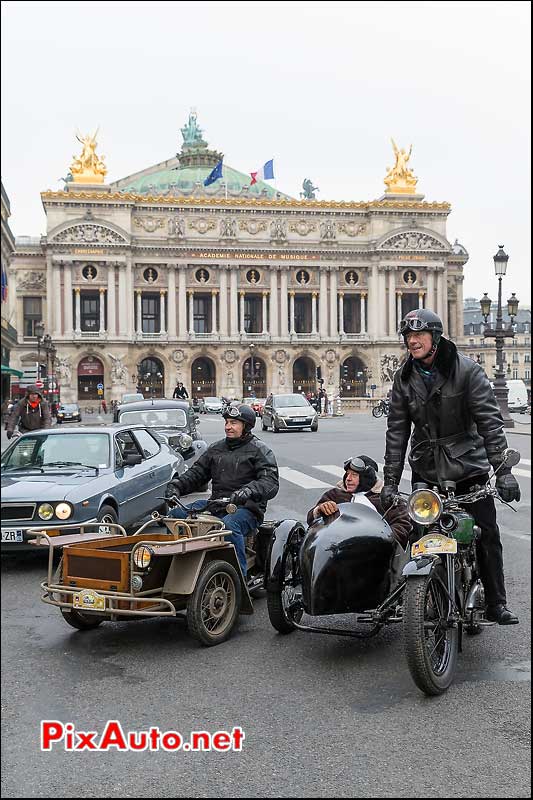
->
[60,404,78,412]
[122,394,144,403]
[118,409,187,427]
[204,398,221,405]
[1,433,110,469]
[273,395,310,408]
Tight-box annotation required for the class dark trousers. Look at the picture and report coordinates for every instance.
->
[412,472,506,606]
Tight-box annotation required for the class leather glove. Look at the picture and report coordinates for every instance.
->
[381,484,399,511]
[229,486,253,506]
[6,431,13,440]
[496,472,521,502]
[165,482,181,501]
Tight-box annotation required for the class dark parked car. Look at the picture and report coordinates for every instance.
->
[1,424,186,551]
[113,399,208,466]
[56,403,82,423]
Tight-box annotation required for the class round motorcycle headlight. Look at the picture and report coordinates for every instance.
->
[131,575,143,592]
[178,433,193,450]
[38,503,54,521]
[55,502,72,520]
[407,489,442,526]
[133,545,154,570]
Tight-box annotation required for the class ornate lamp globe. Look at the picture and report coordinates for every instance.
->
[480,293,492,320]
[493,245,509,276]
[507,293,519,319]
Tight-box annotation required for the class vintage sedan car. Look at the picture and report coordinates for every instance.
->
[56,403,82,423]
[261,393,318,432]
[113,399,207,466]
[1,424,186,551]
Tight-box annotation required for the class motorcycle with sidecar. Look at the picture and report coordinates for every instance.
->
[265,448,521,696]
[33,497,275,647]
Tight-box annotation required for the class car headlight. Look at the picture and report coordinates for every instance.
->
[55,502,72,520]
[178,433,193,450]
[407,489,442,526]
[38,503,54,521]
[131,575,143,591]
[133,545,154,570]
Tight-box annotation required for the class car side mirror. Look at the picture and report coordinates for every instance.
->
[124,452,143,466]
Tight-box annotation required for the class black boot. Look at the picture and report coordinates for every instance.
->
[486,605,519,625]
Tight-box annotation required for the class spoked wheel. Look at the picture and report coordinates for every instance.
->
[60,608,104,630]
[372,405,383,418]
[403,566,459,695]
[187,560,241,646]
[267,550,303,634]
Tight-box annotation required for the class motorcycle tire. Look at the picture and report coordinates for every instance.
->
[403,565,459,696]
[266,551,302,634]
[372,405,383,418]
[60,608,104,630]
[187,560,241,647]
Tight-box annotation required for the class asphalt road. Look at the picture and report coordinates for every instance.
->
[1,413,531,798]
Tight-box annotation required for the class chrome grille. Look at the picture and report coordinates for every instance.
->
[1,504,36,522]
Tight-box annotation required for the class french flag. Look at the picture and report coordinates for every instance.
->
[250,159,274,185]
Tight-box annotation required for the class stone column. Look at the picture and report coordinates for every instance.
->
[188,290,195,335]
[311,292,318,334]
[167,265,177,338]
[126,255,134,338]
[107,263,116,337]
[396,291,403,329]
[239,292,246,335]
[456,275,464,340]
[367,264,379,338]
[426,267,435,312]
[388,268,396,336]
[74,288,81,335]
[160,290,166,334]
[289,292,296,334]
[219,267,228,336]
[338,292,344,335]
[178,266,187,338]
[269,269,278,337]
[360,292,367,334]
[118,263,127,336]
[280,268,289,337]
[211,290,218,334]
[52,262,62,337]
[64,262,73,337]
[329,268,338,337]
[230,269,239,336]
[377,267,386,338]
[99,288,106,333]
[136,291,142,335]
[262,291,268,334]
[418,290,425,309]
[319,268,328,338]
[46,255,54,332]
[441,267,449,334]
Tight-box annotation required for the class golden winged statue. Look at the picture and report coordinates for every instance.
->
[384,138,418,194]
[69,129,107,184]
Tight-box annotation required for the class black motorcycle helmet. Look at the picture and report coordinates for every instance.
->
[399,308,443,351]
[223,403,256,433]
[342,455,378,492]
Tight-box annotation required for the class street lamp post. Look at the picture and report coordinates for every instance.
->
[479,245,519,429]
[34,320,45,381]
[246,344,255,395]
[43,334,52,397]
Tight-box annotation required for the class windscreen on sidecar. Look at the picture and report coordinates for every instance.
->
[300,502,395,616]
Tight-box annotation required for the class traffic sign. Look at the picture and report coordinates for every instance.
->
[97,382,104,390]
[370,384,377,390]
[97,388,103,396]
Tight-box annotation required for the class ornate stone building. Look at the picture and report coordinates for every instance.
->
[1,181,20,402]
[8,113,468,404]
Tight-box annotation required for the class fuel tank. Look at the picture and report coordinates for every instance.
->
[300,502,395,615]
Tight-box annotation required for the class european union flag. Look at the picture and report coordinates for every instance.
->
[204,160,223,186]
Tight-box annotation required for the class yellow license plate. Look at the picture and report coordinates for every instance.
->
[411,533,457,557]
[72,589,106,611]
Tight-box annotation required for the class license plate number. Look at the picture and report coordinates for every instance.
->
[73,589,106,611]
[1,529,24,543]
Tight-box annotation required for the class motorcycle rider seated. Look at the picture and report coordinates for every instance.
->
[165,403,279,577]
[381,307,521,625]
[307,455,411,549]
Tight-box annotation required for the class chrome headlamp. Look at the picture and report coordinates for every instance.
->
[37,503,54,521]
[55,502,72,520]
[178,433,193,450]
[133,545,154,570]
[407,489,443,526]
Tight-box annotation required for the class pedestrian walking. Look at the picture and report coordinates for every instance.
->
[5,385,52,438]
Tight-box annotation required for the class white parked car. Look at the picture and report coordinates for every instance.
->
[261,393,318,433]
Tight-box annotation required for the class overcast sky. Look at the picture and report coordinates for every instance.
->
[1,0,530,304]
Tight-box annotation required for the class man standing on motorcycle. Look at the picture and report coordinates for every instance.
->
[381,308,521,625]
[165,403,279,577]
[307,455,411,548]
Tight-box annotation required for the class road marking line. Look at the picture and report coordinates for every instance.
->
[520,459,531,466]
[278,467,331,489]
[503,531,531,542]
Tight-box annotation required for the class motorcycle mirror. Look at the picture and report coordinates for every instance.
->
[502,448,521,468]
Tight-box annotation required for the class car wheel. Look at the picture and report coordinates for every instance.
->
[311,423,318,432]
[273,420,280,433]
[60,608,104,630]
[261,419,268,431]
[187,560,241,646]
[96,504,119,534]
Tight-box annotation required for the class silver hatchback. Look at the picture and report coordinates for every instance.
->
[261,394,318,433]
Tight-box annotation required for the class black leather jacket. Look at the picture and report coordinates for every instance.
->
[172,433,279,523]
[384,338,509,486]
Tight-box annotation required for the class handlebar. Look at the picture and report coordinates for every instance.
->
[161,495,237,516]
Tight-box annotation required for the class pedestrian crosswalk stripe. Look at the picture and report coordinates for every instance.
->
[278,467,331,489]
[521,459,531,466]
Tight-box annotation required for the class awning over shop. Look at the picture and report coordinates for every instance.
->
[1,364,24,378]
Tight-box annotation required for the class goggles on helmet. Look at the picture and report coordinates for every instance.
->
[225,405,241,418]
[399,317,430,334]
[343,457,367,473]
